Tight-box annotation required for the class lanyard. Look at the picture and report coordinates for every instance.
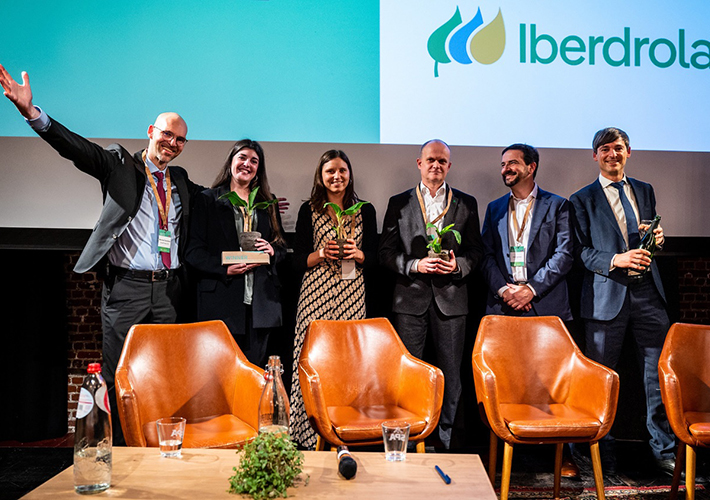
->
[509,195,535,244]
[416,184,452,227]
[143,151,171,228]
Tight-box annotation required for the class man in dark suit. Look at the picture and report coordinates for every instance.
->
[570,127,675,475]
[0,64,204,445]
[379,139,483,449]
[481,143,578,476]
[481,143,573,319]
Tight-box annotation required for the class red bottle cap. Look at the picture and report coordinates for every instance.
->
[87,363,101,374]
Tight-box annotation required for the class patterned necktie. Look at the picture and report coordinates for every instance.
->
[611,181,640,249]
[154,171,171,269]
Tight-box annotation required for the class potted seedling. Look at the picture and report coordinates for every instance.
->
[426,222,461,262]
[323,201,370,258]
[221,187,278,251]
[228,432,307,499]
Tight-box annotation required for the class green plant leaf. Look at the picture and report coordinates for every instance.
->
[441,223,456,233]
[451,229,462,245]
[252,198,279,211]
[219,191,248,208]
[341,201,370,216]
[248,187,259,208]
[323,202,343,217]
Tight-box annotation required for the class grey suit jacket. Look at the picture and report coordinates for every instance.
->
[480,188,573,319]
[379,186,483,316]
[37,117,203,273]
[570,177,666,321]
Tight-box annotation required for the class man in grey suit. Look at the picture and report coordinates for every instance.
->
[0,64,204,445]
[481,144,573,319]
[570,127,675,475]
[379,139,483,449]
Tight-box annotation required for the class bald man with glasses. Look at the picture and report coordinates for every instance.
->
[0,64,205,445]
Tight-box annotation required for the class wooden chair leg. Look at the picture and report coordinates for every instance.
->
[590,442,606,500]
[488,430,497,486]
[315,434,326,451]
[500,442,513,500]
[416,441,426,453]
[553,443,563,500]
[687,444,696,500]
[670,443,685,500]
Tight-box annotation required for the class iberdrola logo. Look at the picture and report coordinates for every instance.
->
[428,6,506,77]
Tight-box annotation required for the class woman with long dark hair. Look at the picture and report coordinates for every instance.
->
[185,140,285,366]
[289,149,378,449]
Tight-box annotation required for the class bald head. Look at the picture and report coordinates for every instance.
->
[147,112,188,169]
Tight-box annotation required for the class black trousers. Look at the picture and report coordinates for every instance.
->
[101,273,182,445]
[395,303,466,449]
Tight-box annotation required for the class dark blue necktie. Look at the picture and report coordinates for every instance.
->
[611,181,640,249]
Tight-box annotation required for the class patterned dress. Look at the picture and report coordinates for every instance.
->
[290,206,366,449]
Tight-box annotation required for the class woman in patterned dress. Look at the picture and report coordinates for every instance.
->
[289,149,378,449]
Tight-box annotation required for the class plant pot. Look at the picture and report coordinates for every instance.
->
[336,238,347,259]
[428,249,450,261]
[240,231,262,251]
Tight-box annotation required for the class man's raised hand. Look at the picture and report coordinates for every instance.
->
[0,64,39,119]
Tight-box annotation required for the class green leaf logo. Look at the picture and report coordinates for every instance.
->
[427,7,463,77]
[427,6,506,77]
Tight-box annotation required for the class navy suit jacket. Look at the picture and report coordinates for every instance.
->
[480,188,573,319]
[379,186,483,317]
[570,177,666,321]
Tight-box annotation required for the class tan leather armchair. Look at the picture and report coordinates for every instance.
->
[472,315,619,500]
[115,320,264,448]
[298,318,444,452]
[659,322,710,500]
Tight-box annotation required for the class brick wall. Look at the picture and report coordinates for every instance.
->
[63,252,103,432]
[678,257,710,323]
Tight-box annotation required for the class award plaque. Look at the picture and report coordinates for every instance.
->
[222,251,270,265]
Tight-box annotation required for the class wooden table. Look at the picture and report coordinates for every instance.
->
[23,447,496,499]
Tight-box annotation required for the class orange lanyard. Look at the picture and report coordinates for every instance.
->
[142,151,171,228]
[416,184,452,227]
[509,196,535,244]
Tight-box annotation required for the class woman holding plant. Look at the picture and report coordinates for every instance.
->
[185,140,285,367]
[289,149,378,449]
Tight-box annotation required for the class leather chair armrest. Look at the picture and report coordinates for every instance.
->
[298,359,341,446]
[115,367,146,447]
[659,361,692,445]
[397,354,444,432]
[566,354,619,440]
[231,359,266,431]
[472,352,512,441]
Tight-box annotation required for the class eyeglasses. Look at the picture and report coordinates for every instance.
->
[153,126,188,146]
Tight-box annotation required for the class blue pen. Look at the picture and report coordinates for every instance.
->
[435,465,451,484]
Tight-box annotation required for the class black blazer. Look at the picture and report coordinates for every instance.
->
[37,117,204,273]
[185,185,285,331]
[379,186,483,316]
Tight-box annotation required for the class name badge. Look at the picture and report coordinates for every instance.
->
[158,229,172,254]
[509,245,525,267]
[341,260,356,280]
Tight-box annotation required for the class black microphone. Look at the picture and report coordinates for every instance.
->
[337,445,357,479]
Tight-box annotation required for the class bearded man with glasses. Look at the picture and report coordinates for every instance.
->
[0,64,205,445]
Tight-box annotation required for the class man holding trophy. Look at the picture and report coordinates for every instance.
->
[570,127,675,476]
